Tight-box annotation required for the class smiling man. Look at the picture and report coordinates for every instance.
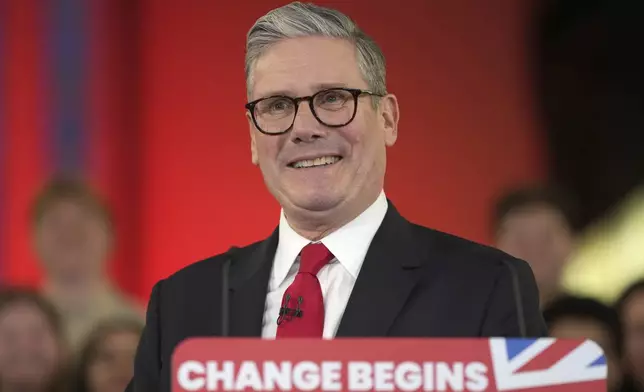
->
[128,3,546,390]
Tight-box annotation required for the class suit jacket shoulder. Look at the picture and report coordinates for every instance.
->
[155,236,272,338]
[410,221,535,282]
[163,238,267,286]
[334,201,546,338]
[128,235,277,391]
[408,218,547,337]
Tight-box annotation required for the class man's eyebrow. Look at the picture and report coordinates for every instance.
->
[255,83,349,99]
[256,89,295,98]
[312,82,348,90]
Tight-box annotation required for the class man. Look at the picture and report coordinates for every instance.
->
[128,3,546,390]
[494,186,577,308]
[32,177,141,350]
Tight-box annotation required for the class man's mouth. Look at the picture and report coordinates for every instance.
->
[288,155,342,169]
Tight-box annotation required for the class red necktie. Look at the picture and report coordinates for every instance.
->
[276,243,334,338]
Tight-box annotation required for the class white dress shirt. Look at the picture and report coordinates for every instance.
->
[261,191,388,339]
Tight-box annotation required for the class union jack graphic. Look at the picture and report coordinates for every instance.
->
[489,338,607,391]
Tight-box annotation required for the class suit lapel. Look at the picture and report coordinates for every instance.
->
[228,228,278,337]
[336,202,430,337]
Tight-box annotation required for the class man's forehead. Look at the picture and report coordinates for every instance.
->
[250,36,362,98]
[624,291,644,316]
[497,206,572,238]
[505,205,568,225]
[41,198,103,221]
[550,318,611,345]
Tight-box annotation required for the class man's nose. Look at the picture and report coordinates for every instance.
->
[290,101,327,143]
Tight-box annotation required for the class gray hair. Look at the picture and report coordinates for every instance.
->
[245,2,387,98]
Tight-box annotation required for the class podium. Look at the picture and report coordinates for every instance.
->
[172,338,606,391]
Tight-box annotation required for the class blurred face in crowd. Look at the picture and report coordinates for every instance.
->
[34,198,111,286]
[247,36,399,232]
[621,290,644,385]
[549,317,622,391]
[86,328,140,392]
[496,204,573,302]
[0,301,62,390]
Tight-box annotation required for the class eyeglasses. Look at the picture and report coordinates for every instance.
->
[245,88,382,135]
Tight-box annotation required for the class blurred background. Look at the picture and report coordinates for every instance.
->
[0,0,642,391]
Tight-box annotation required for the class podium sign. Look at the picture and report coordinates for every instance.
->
[172,338,606,391]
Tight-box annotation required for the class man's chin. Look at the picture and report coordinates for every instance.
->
[286,193,345,214]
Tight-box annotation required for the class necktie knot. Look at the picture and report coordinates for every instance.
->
[298,243,333,276]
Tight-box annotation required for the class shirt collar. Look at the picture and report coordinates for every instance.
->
[272,191,388,287]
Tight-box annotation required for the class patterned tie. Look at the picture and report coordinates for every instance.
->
[276,243,334,338]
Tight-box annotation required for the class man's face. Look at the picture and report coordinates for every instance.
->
[34,199,111,285]
[247,37,398,219]
[496,205,573,295]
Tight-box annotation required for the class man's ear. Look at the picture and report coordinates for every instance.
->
[380,94,400,146]
[247,112,259,165]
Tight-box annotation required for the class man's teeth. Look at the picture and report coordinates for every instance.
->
[292,156,340,168]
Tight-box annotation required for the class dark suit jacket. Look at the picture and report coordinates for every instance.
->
[126,202,547,391]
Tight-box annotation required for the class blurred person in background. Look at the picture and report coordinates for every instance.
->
[74,317,143,392]
[32,177,141,351]
[0,288,69,392]
[616,280,644,391]
[494,186,577,308]
[544,295,632,392]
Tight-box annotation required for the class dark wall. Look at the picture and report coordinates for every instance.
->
[535,0,644,229]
